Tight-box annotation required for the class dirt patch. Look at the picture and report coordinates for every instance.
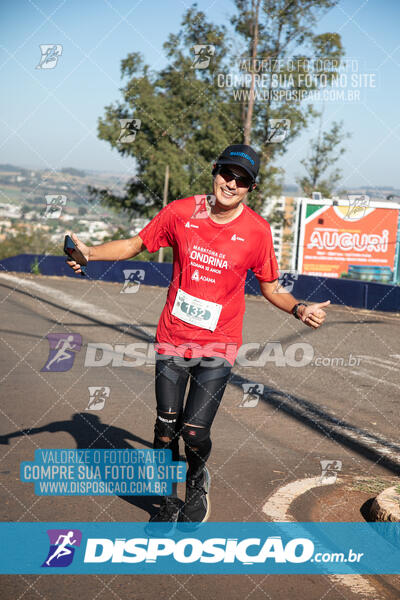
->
[289,475,399,522]
[289,475,400,600]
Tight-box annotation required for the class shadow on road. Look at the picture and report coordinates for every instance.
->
[0,282,154,343]
[0,412,161,518]
[230,373,400,476]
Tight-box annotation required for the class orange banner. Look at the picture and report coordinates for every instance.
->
[299,202,399,279]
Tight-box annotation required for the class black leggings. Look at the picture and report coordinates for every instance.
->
[153,355,232,480]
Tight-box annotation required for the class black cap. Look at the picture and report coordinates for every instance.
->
[216,144,260,180]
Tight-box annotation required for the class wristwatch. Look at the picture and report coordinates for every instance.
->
[292,302,308,319]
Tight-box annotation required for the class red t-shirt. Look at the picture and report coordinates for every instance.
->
[139,195,279,365]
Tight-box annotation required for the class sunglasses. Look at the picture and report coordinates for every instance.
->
[217,166,254,188]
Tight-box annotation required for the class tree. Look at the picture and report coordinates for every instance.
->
[90,7,234,218]
[61,167,86,178]
[90,1,344,216]
[21,204,31,217]
[0,230,64,260]
[231,0,344,209]
[297,119,351,197]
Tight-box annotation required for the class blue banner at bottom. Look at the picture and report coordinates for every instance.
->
[1,522,400,574]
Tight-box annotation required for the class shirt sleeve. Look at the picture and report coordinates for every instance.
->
[251,224,279,282]
[138,203,175,253]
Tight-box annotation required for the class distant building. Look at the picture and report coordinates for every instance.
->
[0,219,12,230]
[261,196,296,270]
[0,203,21,218]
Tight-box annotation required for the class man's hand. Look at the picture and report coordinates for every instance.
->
[259,281,331,329]
[297,301,330,329]
[66,232,90,275]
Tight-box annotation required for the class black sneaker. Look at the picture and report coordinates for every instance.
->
[178,467,210,528]
[148,496,181,530]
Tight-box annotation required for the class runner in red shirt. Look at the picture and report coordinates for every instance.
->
[139,188,279,366]
[67,144,330,527]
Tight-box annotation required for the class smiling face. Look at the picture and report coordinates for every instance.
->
[212,164,254,210]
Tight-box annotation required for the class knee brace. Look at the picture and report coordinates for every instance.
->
[154,411,177,442]
[181,424,211,449]
[182,424,212,478]
[154,412,180,461]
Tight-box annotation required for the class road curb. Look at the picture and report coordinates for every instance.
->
[370,486,400,522]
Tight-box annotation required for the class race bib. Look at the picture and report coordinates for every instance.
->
[171,289,222,332]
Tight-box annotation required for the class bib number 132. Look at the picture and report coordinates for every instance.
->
[171,289,222,331]
[181,301,211,321]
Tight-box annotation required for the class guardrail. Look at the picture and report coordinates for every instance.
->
[0,254,399,313]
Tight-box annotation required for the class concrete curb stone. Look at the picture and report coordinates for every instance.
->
[370,486,400,522]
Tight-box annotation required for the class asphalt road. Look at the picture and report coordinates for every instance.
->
[1,272,400,599]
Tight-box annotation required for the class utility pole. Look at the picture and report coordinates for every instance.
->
[158,164,169,263]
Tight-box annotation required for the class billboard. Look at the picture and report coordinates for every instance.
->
[297,199,400,282]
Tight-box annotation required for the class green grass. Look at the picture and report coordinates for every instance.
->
[30,258,41,275]
[352,478,397,494]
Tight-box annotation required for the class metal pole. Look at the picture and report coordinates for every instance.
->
[158,164,169,263]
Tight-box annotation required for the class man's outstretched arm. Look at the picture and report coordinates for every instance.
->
[259,279,330,329]
[66,233,146,275]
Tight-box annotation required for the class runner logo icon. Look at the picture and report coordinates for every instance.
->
[42,529,82,567]
[191,194,216,219]
[121,269,145,293]
[192,270,200,282]
[43,194,67,219]
[277,270,299,294]
[118,119,141,143]
[345,195,370,221]
[36,44,63,69]
[86,386,110,410]
[231,234,245,242]
[191,45,215,69]
[320,460,342,484]
[266,119,291,143]
[41,333,82,372]
[240,383,264,407]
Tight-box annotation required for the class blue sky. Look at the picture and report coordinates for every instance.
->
[1,0,400,188]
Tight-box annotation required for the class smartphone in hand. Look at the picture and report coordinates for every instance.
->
[64,234,87,276]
